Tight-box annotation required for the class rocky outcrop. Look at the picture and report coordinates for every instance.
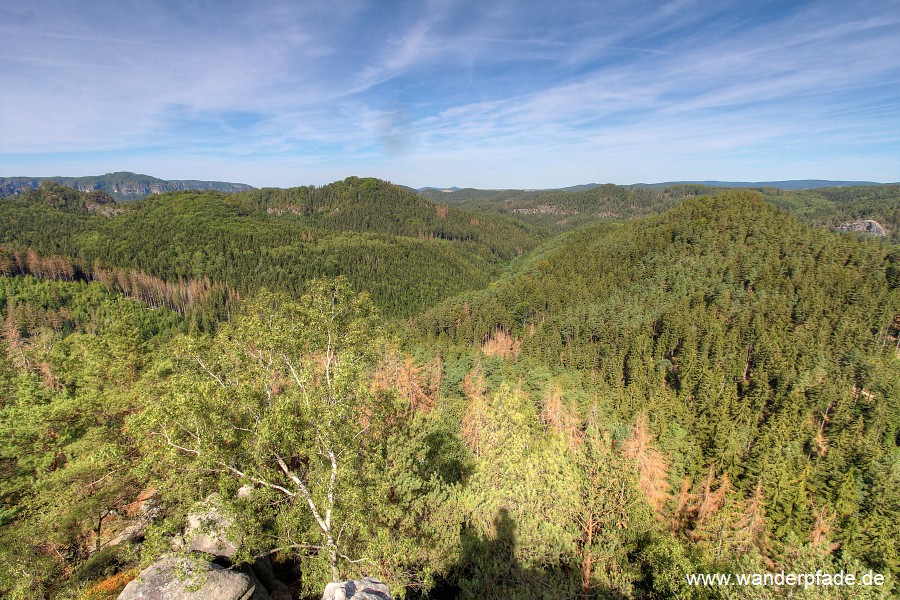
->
[321,577,391,600]
[250,557,293,600]
[103,488,162,548]
[164,492,292,599]
[117,555,256,600]
[241,565,272,600]
[0,172,254,201]
[837,219,888,237]
[179,494,240,558]
[115,488,296,600]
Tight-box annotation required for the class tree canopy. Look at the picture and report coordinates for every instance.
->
[0,184,897,598]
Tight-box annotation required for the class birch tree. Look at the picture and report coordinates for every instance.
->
[140,279,382,582]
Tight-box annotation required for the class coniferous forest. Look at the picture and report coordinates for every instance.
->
[0,178,898,599]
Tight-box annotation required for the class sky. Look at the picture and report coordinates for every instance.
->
[1,0,899,189]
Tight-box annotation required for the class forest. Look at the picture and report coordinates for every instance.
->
[0,179,897,599]
[417,183,900,240]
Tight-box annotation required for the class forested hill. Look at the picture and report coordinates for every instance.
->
[0,178,544,319]
[1,186,898,598]
[420,190,899,373]
[415,183,702,229]
[758,184,900,244]
[419,191,900,579]
[418,183,900,237]
[242,176,543,255]
[0,171,255,201]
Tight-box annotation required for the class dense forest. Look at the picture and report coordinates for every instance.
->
[0,179,544,319]
[0,180,897,599]
[417,183,900,240]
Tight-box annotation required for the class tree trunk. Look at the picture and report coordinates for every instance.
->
[327,535,340,582]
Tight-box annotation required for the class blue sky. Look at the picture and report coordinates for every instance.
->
[1,0,898,188]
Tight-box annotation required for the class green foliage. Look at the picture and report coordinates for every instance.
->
[760,185,900,244]
[136,279,451,593]
[419,191,900,584]
[0,276,180,598]
[420,182,900,241]
[576,425,656,595]
[0,182,897,598]
[448,385,580,598]
[639,535,703,599]
[416,183,705,230]
[0,178,545,318]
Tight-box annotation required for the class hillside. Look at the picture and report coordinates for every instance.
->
[419,191,900,585]
[416,183,707,229]
[243,177,542,259]
[758,184,900,243]
[0,178,544,319]
[1,185,898,599]
[0,171,255,201]
[421,190,898,381]
[417,183,900,239]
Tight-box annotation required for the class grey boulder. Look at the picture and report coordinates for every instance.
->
[117,555,255,600]
[183,494,240,558]
[321,577,391,600]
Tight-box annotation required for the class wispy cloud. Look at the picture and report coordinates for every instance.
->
[1,0,898,186]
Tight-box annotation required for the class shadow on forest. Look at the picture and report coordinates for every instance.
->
[422,429,471,485]
[416,508,628,600]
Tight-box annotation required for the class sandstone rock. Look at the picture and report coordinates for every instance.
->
[321,577,391,600]
[152,494,294,598]
[184,494,240,558]
[251,557,293,599]
[837,220,888,237]
[117,555,255,600]
[106,488,162,548]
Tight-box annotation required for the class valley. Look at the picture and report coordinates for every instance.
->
[0,177,897,599]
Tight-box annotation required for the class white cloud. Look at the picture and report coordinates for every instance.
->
[2,0,898,186]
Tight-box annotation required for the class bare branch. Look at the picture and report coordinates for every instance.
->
[219,462,296,497]
[337,550,373,565]
[195,356,226,389]
[283,354,310,406]
[156,430,200,456]
[324,295,336,402]
[325,330,334,392]
[254,544,322,559]
[85,465,129,490]
[283,354,303,385]
[276,455,329,534]
[337,423,370,459]
[350,422,370,443]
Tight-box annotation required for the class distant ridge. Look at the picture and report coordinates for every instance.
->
[419,180,888,193]
[629,179,886,191]
[0,171,255,200]
[415,186,462,193]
